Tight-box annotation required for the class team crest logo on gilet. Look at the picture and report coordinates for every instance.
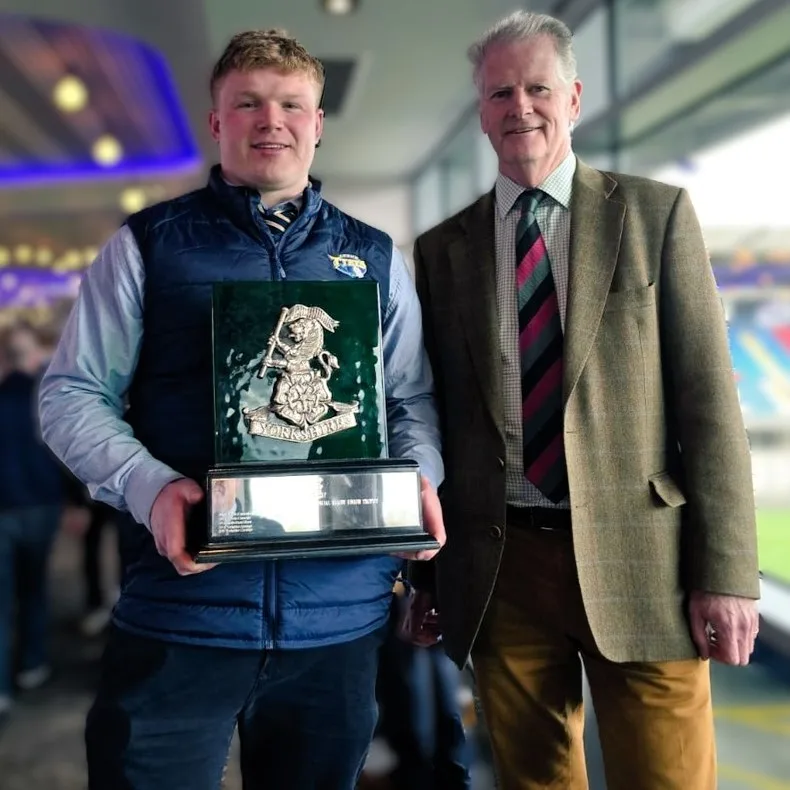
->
[329,253,367,279]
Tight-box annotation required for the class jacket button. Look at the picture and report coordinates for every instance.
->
[489,525,503,540]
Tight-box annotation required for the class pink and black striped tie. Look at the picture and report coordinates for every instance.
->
[516,189,569,503]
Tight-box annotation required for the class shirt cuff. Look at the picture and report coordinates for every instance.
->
[405,448,444,492]
[124,461,186,531]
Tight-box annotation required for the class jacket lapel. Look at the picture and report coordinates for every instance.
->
[448,191,504,439]
[442,162,625,431]
[563,163,625,406]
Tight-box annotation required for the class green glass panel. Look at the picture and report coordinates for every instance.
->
[212,280,387,465]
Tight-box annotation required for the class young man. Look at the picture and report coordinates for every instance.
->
[40,29,444,790]
[404,10,759,790]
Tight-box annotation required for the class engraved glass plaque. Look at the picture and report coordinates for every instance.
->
[191,281,438,561]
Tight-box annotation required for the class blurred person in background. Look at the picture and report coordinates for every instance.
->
[403,9,760,790]
[6,320,54,377]
[55,486,119,638]
[0,328,9,381]
[0,322,63,722]
[75,500,118,637]
[368,582,471,790]
[38,27,444,790]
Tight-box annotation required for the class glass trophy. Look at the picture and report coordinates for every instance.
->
[190,280,439,562]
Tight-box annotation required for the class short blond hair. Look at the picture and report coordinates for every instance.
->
[210,29,325,104]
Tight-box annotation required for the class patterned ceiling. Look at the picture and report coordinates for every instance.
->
[0,13,201,185]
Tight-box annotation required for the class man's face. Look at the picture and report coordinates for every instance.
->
[479,35,581,186]
[210,67,324,197]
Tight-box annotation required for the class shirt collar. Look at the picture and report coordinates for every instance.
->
[260,189,307,213]
[495,150,577,219]
[219,170,309,212]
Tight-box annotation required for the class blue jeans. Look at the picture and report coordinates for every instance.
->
[0,505,60,695]
[86,624,385,790]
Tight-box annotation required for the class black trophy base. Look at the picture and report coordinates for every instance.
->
[191,458,438,562]
[194,531,438,562]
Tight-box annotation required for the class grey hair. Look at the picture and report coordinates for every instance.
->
[468,10,577,93]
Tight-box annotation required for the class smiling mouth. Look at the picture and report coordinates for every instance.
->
[506,127,541,135]
[251,143,289,150]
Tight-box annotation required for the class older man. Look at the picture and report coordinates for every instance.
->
[405,10,759,790]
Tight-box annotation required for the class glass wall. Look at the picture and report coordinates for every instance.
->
[411,112,491,238]
[613,0,759,96]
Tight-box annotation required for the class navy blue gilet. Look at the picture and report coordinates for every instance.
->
[113,165,402,650]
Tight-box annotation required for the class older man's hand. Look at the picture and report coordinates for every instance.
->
[398,588,442,647]
[688,591,759,666]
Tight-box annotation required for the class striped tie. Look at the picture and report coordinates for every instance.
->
[261,202,298,235]
[516,189,569,503]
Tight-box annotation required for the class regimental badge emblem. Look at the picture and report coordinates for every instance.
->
[242,304,359,443]
[329,253,367,279]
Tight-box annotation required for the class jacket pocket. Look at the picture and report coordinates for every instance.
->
[648,471,687,507]
[603,282,656,312]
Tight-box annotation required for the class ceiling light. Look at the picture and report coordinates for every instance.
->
[0,247,9,266]
[14,245,33,264]
[53,75,89,113]
[56,250,83,271]
[92,135,124,167]
[119,188,147,214]
[321,0,358,15]
[65,249,82,265]
[35,247,53,266]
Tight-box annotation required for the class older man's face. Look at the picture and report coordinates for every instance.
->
[479,35,581,187]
